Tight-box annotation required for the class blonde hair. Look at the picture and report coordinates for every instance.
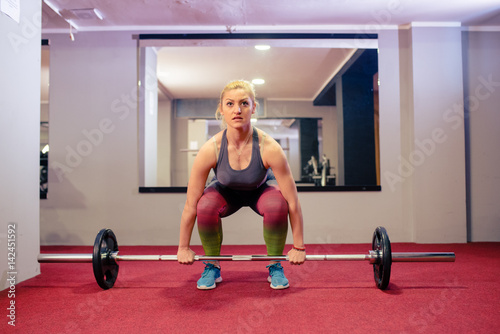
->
[215,80,259,128]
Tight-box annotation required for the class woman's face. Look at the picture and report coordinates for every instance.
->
[220,88,256,129]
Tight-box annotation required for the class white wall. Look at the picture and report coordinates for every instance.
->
[40,31,172,245]
[0,1,41,289]
[39,28,499,248]
[463,31,500,241]
[409,26,467,243]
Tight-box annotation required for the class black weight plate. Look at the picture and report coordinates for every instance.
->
[372,226,392,290]
[93,228,119,290]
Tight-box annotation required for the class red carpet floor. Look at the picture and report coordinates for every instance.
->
[1,242,499,333]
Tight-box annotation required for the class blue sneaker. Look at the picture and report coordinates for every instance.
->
[266,263,289,289]
[197,262,222,290]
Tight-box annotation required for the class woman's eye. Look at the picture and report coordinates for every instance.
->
[226,102,233,106]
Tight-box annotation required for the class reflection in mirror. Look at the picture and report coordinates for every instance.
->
[174,117,323,188]
[40,41,50,199]
[138,34,380,190]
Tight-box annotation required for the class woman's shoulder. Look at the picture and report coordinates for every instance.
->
[255,127,283,157]
[211,130,224,144]
[254,127,266,141]
[198,130,222,152]
[255,127,277,147]
[195,130,224,169]
[199,130,224,155]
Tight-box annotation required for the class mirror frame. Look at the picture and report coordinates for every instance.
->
[136,33,381,193]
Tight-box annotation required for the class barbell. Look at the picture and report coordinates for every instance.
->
[37,226,455,290]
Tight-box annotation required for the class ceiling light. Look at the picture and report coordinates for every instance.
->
[252,79,265,85]
[254,45,271,51]
[69,8,104,20]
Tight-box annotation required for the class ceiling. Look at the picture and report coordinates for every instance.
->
[155,45,358,100]
[41,0,500,102]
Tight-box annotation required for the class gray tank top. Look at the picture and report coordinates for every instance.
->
[215,128,268,190]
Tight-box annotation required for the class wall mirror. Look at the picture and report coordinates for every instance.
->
[137,33,380,192]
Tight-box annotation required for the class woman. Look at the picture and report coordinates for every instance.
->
[177,80,306,290]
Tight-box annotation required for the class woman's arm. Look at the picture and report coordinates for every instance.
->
[177,137,218,264]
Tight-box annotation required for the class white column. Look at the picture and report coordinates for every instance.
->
[407,24,467,243]
[0,1,42,288]
[464,31,500,241]
[139,47,158,187]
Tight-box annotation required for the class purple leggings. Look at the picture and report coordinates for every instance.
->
[196,181,289,256]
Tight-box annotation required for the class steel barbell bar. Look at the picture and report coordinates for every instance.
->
[37,252,455,263]
[37,227,455,290]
